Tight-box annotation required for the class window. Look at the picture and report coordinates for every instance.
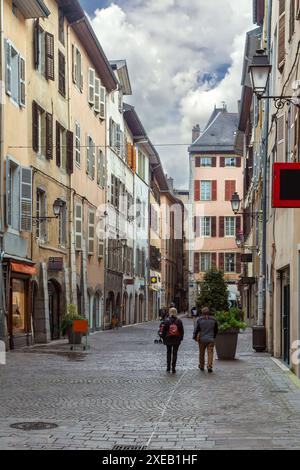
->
[86,136,95,179]
[6,159,32,233]
[75,203,82,251]
[225,217,236,237]
[5,39,25,106]
[138,150,146,180]
[200,181,212,201]
[58,9,65,45]
[38,107,46,157]
[36,188,47,242]
[58,51,66,97]
[200,217,211,237]
[88,210,95,255]
[278,0,286,71]
[56,122,67,170]
[97,149,105,187]
[225,157,237,167]
[32,101,53,160]
[200,157,212,167]
[97,218,104,259]
[34,23,54,81]
[72,45,83,91]
[200,253,211,272]
[75,122,81,165]
[225,253,236,273]
[12,279,26,335]
[59,201,67,247]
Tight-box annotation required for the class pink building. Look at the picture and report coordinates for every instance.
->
[189,107,243,306]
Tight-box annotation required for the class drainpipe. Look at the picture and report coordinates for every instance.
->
[0,0,5,342]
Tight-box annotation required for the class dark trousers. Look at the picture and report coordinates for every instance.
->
[166,344,180,371]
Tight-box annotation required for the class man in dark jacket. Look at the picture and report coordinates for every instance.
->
[162,308,184,374]
[193,307,218,373]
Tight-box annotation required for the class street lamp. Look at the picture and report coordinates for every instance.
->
[249,51,300,109]
[230,192,263,221]
[33,198,64,223]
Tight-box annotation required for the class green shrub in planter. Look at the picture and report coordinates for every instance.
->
[61,304,86,338]
[215,308,247,333]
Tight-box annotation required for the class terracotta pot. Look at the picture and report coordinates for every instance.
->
[215,328,239,360]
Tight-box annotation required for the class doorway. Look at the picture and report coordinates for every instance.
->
[48,280,61,341]
[280,269,290,365]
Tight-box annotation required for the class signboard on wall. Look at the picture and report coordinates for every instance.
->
[48,257,64,271]
[273,163,300,208]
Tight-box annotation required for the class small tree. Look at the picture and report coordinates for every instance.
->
[197,269,229,313]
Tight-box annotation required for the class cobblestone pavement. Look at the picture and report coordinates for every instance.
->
[1,317,300,450]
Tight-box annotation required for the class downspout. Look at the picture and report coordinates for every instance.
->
[0,0,5,341]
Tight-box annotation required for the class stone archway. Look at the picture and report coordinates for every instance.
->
[122,292,128,326]
[94,290,103,330]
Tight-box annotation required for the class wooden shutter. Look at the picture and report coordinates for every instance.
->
[100,86,106,119]
[33,19,39,70]
[58,51,66,97]
[195,157,200,167]
[219,253,224,271]
[5,39,12,96]
[219,216,225,237]
[290,0,295,40]
[6,160,11,226]
[278,4,286,71]
[212,253,217,268]
[45,33,55,81]
[56,121,61,167]
[20,167,32,232]
[297,0,300,19]
[32,101,39,152]
[94,77,100,113]
[212,157,217,167]
[220,157,225,167]
[127,142,133,167]
[72,44,76,83]
[45,112,53,160]
[194,216,200,236]
[211,217,217,237]
[294,109,300,161]
[194,253,200,273]
[212,180,217,201]
[132,147,137,173]
[88,68,95,105]
[66,130,74,174]
[225,180,236,201]
[277,114,285,161]
[88,210,95,255]
[236,216,241,234]
[75,203,82,251]
[19,56,26,107]
[236,157,241,168]
[91,141,96,179]
[194,180,200,201]
[236,253,242,274]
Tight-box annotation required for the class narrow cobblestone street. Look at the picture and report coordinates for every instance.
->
[1,317,300,450]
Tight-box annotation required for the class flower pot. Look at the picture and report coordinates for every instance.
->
[215,328,239,360]
[67,328,83,345]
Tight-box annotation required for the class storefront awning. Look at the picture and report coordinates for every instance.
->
[11,263,37,276]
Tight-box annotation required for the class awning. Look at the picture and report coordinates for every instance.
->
[11,263,37,276]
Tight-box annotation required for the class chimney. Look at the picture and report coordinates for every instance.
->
[167,176,174,190]
[192,124,200,143]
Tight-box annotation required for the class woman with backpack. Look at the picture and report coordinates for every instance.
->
[162,305,184,374]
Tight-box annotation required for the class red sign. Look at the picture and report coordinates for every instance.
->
[273,163,300,208]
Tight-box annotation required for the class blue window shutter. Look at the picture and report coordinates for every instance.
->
[5,39,12,95]
[6,159,11,226]
[20,167,32,232]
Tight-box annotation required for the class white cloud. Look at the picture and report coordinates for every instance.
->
[90,1,252,187]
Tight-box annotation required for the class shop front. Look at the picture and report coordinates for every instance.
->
[7,261,37,349]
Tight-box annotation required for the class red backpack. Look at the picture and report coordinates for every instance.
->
[168,322,180,337]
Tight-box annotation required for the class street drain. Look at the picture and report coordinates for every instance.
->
[10,422,58,431]
[112,445,147,451]
[270,390,289,394]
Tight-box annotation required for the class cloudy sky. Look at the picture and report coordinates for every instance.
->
[81,0,253,188]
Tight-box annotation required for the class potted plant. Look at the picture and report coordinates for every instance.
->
[61,304,86,345]
[215,309,247,360]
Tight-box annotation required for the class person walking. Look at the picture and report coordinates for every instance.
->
[191,306,198,321]
[162,305,184,374]
[193,307,218,373]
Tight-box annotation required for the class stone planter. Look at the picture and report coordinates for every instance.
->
[215,328,239,360]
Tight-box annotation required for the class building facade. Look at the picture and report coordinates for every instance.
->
[189,106,243,309]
